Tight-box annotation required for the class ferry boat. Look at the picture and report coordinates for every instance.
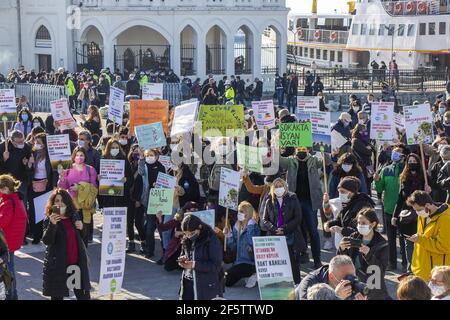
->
[288,0,450,70]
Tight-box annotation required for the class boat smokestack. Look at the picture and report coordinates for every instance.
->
[312,0,317,14]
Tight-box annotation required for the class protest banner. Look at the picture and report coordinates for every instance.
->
[253,236,295,300]
[50,98,78,131]
[370,102,394,141]
[218,167,240,211]
[279,123,313,148]
[297,96,319,112]
[171,101,199,137]
[33,191,53,224]
[155,172,177,189]
[191,210,215,229]
[47,134,72,170]
[310,111,331,153]
[236,143,265,174]
[197,105,245,137]
[296,110,311,123]
[135,122,167,150]
[99,207,127,297]
[159,155,175,172]
[331,129,349,153]
[99,159,125,196]
[252,100,275,129]
[394,112,406,142]
[108,86,125,125]
[129,100,169,134]
[0,89,16,122]
[147,188,175,215]
[403,104,434,145]
[142,83,164,100]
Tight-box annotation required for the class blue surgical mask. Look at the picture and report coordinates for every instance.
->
[391,151,402,162]
[21,114,29,122]
[439,107,446,114]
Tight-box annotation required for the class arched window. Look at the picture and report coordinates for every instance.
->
[35,25,52,48]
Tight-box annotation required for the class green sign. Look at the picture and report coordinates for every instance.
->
[236,143,265,173]
[279,123,313,148]
[147,188,175,215]
[197,105,245,137]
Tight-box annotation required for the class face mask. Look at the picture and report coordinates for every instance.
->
[439,108,446,114]
[429,283,446,297]
[408,163,420,171]
[416,209,429,218]
[274,187,285,198]
[146,156,156,165]
[297,152,307,160]
[119,139,128,146]
[357,224,371,236]
[110,148,120,157]
[78,140,86,148]
[33,122,41,128]
[15,143,25,149]
[391,151,402,162]
[358,119,366,125]
[59,206,67,215]
[339,192,351,203]
[74,156,84,164]
[34,144,43,151]
[238,212,246,222]
[342,164,353,173]
[21,114,29,122]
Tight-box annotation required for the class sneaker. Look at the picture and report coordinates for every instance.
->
[245,274,258,288]
[323,240,334,251]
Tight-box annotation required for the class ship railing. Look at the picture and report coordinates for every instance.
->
[380,0,450,16]
[295,29,349,45]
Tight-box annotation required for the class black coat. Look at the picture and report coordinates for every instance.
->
[337,231,389,300]
[98,155,132,208]
[0,141,32,183]
[42,217,90,298]
[179,229,223,300]
[177,165,200,208]
[126,79,141,96]
[430,160,447,203]
[437,161,450,203]
[328,193,375,237]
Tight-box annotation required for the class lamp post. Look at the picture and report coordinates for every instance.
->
[385,25,399,86]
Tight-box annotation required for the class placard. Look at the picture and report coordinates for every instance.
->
[99,159,125,196]
[47,134,72,170]
[403,104,434,145]
[142,83,164,100]
[236,143,265,173]
[108,86,125,125]
[252,100,276,129]
[147,188,175,215]
[129,100,169,134]
[135,122,167,150]
[279,123,313,148]
[297,96,319,112]
[310,111,331,153]
[370,102,394,141]
[50,98,77,130]
[171,101,199,137]
[218,167,240,211]
[0,89,16,122]
[155,172,177,189]
[197,105,245,137]
[191,210,215,229]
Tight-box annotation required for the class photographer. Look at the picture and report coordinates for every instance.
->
[296,255,367,300]
[338,208,389,300]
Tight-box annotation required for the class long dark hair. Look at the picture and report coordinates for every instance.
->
[335,152,363,178]
[45,188,78,218]
[400,153,424,186]
[181,214,213,248]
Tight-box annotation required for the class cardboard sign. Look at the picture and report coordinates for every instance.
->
[98,207,127,296]
[50,98,77,130]
[310,111,331,153]
[108,86,125,125]
[129,100,169,134]
[135,122,167,150]
[147,188,174,215]
[279,123,313,148]
[370,102,394,141]
[0,89,16,122]
[197,105,245,137]
[47,134,72,170]
[142,83,164,100]
[218,167,240,211]
[99,159,125,196]
[252,100,276,129]
[155,172,177,189]
[331,129,349,153]
[297,96,319,112]
[33,191,53,224]
[403,104,434,145]
[171,101,199,137]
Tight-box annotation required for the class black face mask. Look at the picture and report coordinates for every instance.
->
[408,163,420,171]
[297,152,307,160]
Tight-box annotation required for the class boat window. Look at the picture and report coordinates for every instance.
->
[337,51,343,63]
[352,24,359,35]
[330,51,335,61]
[419,23,426,35]
[316,49,321,59]
[379,24,385,36]
[439,22,446,35]
[429,22,436,35]
[369,24,376,35]
[387,24,395,36]
[323,50,328,60]
[407,24,416,36]
[398,24,405,36]
[360,24,367,35]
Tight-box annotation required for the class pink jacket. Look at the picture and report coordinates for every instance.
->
[58,164,97,199]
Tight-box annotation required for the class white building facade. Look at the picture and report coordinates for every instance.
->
[0,0,288,81]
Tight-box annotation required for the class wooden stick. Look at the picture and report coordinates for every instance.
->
[3,121,7,142]
[224,208,229,252]
[110,293,114,300]
[419,143,429,187]
[321,151,328,194]
[374,141,379,172]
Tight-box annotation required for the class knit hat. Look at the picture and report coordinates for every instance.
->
[338,176,360,194]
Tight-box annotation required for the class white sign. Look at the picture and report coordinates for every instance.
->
[99,159,125,196]
[98,207,127,296]
[33,191,53,224]
[403,104,434,145]
[47,134,72,170]
[158,155,175,172]
[170,101,199,137]
[108,86,125,125]
[155,172,177,189]
[370,102,394,141]
[253,236,295,300]
[143,83,164,100]
[218,167,240,211]
[252,100,276,129]
[297,96,319,112]
[0,89,16,122]
[331,129,349,153]
[50,98,77,131]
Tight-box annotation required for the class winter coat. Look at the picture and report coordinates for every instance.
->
[0,193,27,252]
[374,162,403,215]
[328,170,367,199]
[331,120,352,141]
[136,159,166,207]
[177,166,200,208]
[0,140,32,183]
[226,219,260,265]
[296,265,331,300]
[126,79,141,97]
[437,161,450,203]
[42,217,90,297]
[14,121,33,137]
[430,160,447,203]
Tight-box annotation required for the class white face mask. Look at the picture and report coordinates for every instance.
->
[358,119,366,125]
[274,187,285,198]
[110,148,120,157]
[353,106,359,112]
[34,144,43,151]
[342,164,353,173]
[59,206,67,215]
[78,140,86,148]
[339,192,351,203]
[15,144,25,149]
[357,224,371,236]
[33,122,41,128]
[416,208,429,218]
[429,282,446,297]
[238,212,246,222]
[146,156,156,165]
[119,139,128,146]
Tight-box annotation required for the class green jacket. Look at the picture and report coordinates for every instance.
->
[374,162,403,215]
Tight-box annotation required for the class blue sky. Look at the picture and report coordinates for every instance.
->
[286,0,349,14]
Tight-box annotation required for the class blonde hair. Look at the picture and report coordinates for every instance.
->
[237,201,258,242]
[431,266,450,296]
[0,174,21,193]
[270,178,288,203]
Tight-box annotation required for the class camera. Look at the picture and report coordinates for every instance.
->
[344,274,370,296]
[342,236,362,248]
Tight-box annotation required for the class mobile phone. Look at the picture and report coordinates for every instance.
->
[52,205,60,215]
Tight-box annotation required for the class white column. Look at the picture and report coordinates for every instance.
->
[279,30,287,75]
[197,31,206,77]
[226,34,235,76]
[253,32,262,79]
[103,37,116,70]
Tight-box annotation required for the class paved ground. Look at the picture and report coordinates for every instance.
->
[15,201,403,300]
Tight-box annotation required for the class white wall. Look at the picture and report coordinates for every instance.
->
[0,1,19,75]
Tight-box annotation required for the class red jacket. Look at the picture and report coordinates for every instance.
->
[0,193,27,252]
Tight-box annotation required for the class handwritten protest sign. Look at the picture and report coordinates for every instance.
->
[99,207,127,296]
[252,100,275,129]
[158,155,175,172]
[218,168,240,211]
[50,98,77,130]
[0,89,16,122]
[279,123,313,148]
[99,160,125,196]
[403,104,434,145]
[135,122,166,150]
[129,100,169,134]
[171,101,199,137]
[253,236,295,300]
[297,96,319,112]
[155,172,177,189]
[108,86,125,125]
[147,188,174,215]
[197,105,244,137]
[310,111,331,153]
[370,102,394,141]
[47,134,72,170]
[142,83,164,100]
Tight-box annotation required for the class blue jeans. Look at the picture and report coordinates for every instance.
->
[6,252,17,300]
[299,200,321,263]
[400,235,414,273]
[276,88,285,106]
